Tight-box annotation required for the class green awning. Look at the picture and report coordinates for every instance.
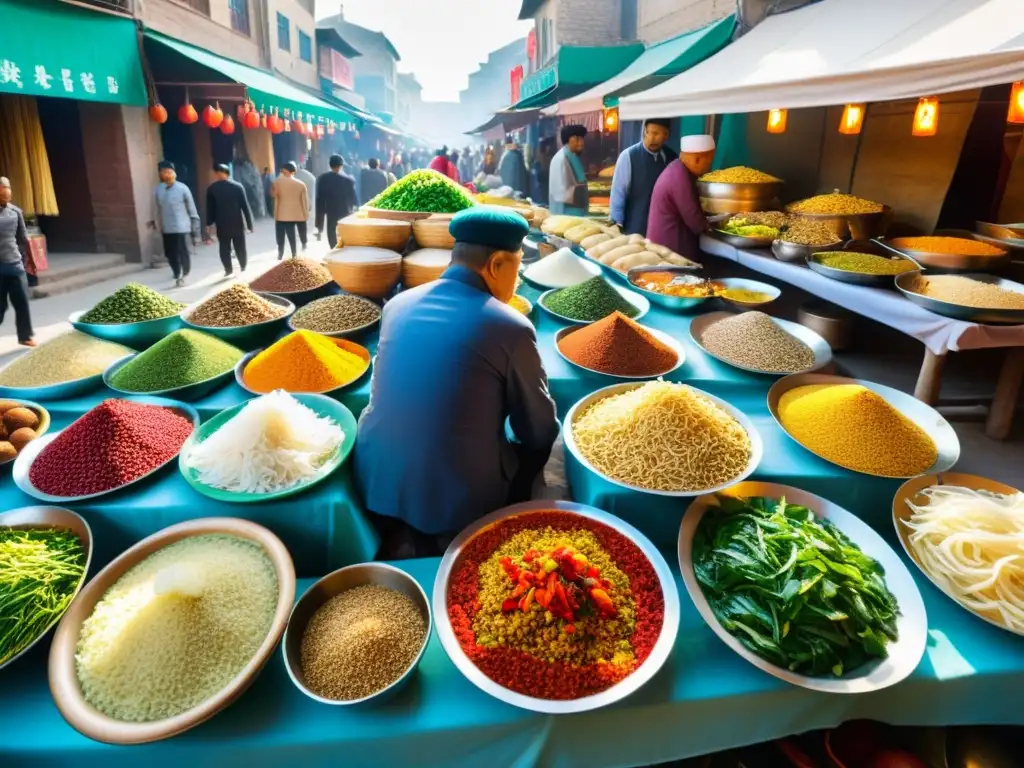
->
[509,43,645,111]
[0,0,146,105]
[144,30,363,124]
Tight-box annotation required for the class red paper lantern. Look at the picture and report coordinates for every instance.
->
[149,104,168,124]
[202,104,224,129]
[220,115,235,135]
[268,114,284,134]
[243,109,260,130]
[178,103,198,124]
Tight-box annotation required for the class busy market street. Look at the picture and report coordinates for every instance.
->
[1,0,1024,767]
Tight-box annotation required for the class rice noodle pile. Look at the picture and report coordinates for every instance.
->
[902,484,1024,631]
[186,390,344,494]
[571,380,752,492]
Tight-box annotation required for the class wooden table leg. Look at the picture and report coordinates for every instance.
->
[986,348,1024,440]
[914,348,946,405]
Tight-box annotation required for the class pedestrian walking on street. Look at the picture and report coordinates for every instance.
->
[316,154,358,249]
[499,138,529,197]
[150,160,200,287]
[272,162,309,260]
[0,177,35,347]
[359,158,389,205]
[262,166,274,215]
[204,163,254,276]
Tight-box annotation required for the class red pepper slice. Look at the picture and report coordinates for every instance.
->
[501,598,519,612]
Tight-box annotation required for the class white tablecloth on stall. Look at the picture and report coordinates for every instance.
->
[701,235,1024,355]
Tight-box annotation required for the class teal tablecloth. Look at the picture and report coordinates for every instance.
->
[3,559,1022,768]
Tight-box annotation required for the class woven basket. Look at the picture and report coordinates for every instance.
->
[337,215,411,252]
[402,248,451,289]
[326,247,403,300]
[412,218,456,249]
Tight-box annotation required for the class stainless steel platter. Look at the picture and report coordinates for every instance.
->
[554,323,686,379]
[690,311,832,376]
[887,231,1010,273]
[564,381,763,497]
[806,253,905,287]
[537,282,650,324]
[771,238,843,264]
[625,267,714,312]
[432,499,680,714]
[697,180,784,203]
[895,271,1024,325]
[710,229,776,249]
[767,373,960,478]
[679,482,927,694]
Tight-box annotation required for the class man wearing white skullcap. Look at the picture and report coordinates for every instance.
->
[646,134,715,261]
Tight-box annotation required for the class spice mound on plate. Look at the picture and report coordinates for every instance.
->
[110,329,243,393]
[889,236,1004,257]
[700,312,815,373]
[789,193,884,215]
[301,584,426,701]
[778,383,936,476]
[249,258,332,293]
[29,399,194,497]
[243,330,369,394]
[188,285,286,327]
[558,312,676,376]
[367,169,475,213]
[0,331,132,387]
[541,276,638,321]
[522,247,596,288]
[76,534,278,722]
[185,390,345,494]
[906,274,1024,310]
[572,380,751,492]
[778,218,842,246]
[699,166,779,184]
[291,294,381,334]
[79,283,184,324]
[447,510,664,700]
[0,526,85,666]
[815,252,916,276]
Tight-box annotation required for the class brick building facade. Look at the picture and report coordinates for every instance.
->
[638,0,733,42]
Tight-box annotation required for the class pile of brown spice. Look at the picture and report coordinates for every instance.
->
[907,274,1024,310]
[249,258,332,293]
[188,285,286,327]
[558,311,677,376]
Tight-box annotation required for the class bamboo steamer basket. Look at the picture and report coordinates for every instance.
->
[412,216,456,249]
[337,214,411,252]
[325,246,403,300]
[403,248,452,289]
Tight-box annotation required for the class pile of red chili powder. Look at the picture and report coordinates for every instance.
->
[557,311,678,376]
[29,399,194,497]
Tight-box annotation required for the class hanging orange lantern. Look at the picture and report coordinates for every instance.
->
[838,104,865,135]
[178,102,198,125]
[244,109,261,130]
[603,107,619,132]
[766,108,787,134]
[202,104,224,129]
[270,114,285,134]
[1008,81,1024,124]
[912,97,939,136]
[220,115,235,135]
[149,103,168,124]
[291,119,305,134]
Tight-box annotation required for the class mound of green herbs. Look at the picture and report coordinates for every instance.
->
[541,276,639,321]
[693,495,900,677]
[368,169,475,213]
[0,527,85,665]
[80,283,184,325]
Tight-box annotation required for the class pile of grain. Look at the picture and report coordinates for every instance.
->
[188,285,286,327]
[700,312,815,373]
[291,295,381,334]
[907,274,1024,310]
[0,331,132,387]
[250,259,331,293]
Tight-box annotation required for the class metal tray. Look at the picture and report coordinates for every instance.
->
[771,238,843,263]
[806,253,905,287]
[895,271,1024,325]
[767,373,960,478]
[537,282,650,324]
[555,323,685,379]
[710,229,776,249]
[887,232,1010,272]
[690,311,832,376]
[432,500,680,714]
[679,482,927,694]
[564,381,763,497]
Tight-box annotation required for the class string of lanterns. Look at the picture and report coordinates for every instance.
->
[147,91,343,138]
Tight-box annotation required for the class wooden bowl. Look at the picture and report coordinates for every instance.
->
[337,215,411,252]
[412,218,456,249]
[402,248,451,289]
[48,518,295,745]
[325,247,403,300]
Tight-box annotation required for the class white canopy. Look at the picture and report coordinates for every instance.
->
[620,0,1024,119]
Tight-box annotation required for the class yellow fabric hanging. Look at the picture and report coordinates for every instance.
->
[0,94,58,217]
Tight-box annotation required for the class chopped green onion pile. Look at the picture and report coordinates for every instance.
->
[368,170,475,213]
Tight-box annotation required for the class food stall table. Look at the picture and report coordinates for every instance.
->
[4,560,1022,768]
[700,235,1024,439]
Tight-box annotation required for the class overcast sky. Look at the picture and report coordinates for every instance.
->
[318,1,532,102]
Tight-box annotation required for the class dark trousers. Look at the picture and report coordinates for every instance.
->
[0,271,33,343]
[275,221,308,258]
[326,216,340,249]
[161,233,191,278]
[217,232,247,273]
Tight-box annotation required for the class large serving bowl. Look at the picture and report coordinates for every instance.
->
[771,238,844,264]
[715,277,781,310]
[48,518,295,745]
[894,271,1024,325]
[690,311,832,376]
[767,373,960,478]
[554,323,685,380]
[234,337,372,397]
[283,562,431,707]
[433,500,679,714]
[626,266,715,312]
[537,282,650,324]
[786,205,892,241]
[710,229,776,249]
[0,398,50,466]
[69,311,181,349]
[680,482,927,693]
[103,354,235,402]
[180,292,295,351]
[887,232,1010,273]
[0,365,110,401]
[0,506,92,671]
[564,381,763,497]
[698,180,784,204]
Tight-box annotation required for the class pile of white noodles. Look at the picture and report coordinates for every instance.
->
[902,484,1024,631]
[187,390,344,493]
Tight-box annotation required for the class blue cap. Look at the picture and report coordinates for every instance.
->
[449,205,529,252]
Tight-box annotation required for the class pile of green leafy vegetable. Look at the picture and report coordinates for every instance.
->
[693,495,900,677]
[0,526,85,665]
[367,169,476,213]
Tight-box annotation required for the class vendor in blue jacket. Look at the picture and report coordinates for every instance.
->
[354,206,559,558]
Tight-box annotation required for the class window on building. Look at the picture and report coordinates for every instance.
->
[228,0,250,36]
[277,12,290,52]
[298,30,312,63]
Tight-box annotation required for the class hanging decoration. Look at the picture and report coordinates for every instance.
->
[912,97,939,136]
[244,108,261,130]
[261,112,268,129]
[149,103,168,124]
[292,119,305,135]
[178,102,198,125]
[220,115,235,135]
[1008,81,1024,124]
[202,103,224,129]
[268,112,284,134]
[838,104,865,135]
[766,108,787,134]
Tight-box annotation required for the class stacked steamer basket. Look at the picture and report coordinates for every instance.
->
[325,247,403,301]
[402,248,452,289]
[412,216,457,250]
[336,215,411,252]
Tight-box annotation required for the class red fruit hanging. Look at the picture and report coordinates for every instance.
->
[268,115,284,134]
[202,104,224,129]
[244,109,260,130]
[292,119,305,135]
[149,104,168,124]
[220,115,235,135]
[178,103,198,124]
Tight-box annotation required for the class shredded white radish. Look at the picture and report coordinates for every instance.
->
[902,484,1024,631]
[187,390,344,494]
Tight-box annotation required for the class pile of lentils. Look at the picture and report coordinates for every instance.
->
[189,285,286,328]
[700,311,815,373]
[249,258,332,293]
[291,295,381,334]
[541,276,639,322]
[79,283,184,325]
[300,584,426,701]
[110,329,243,393]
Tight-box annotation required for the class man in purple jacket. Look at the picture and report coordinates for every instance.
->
[646,134,715,261]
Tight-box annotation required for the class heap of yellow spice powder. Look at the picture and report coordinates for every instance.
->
[778,383,937,477]
[243,330,369,393]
